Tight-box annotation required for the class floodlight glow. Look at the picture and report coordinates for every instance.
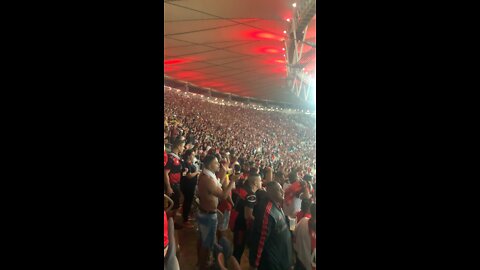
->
[292,3,297,8]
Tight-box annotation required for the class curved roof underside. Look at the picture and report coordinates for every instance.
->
[164,0,316,105]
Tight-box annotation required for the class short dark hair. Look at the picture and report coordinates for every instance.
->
[183,149,194,160]
[303,174,313,182]
[173,138,185,149]
[266,180,280,191]
[247,173,261,186]
[249,167,259,175]
[288,172,298,183]
[203,155,217,168]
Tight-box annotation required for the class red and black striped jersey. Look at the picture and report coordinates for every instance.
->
[165,153,183,184]
[249,199,293,270]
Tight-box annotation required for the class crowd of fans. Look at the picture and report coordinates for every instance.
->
[164,88,316,179]
[164,87,317,270]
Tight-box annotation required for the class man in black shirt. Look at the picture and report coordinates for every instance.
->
[253,187,267,218]
[164,139,186,228]
[180,149,200,228]
[232,173,262,263]
[232,163,251,203]
[249,181,293,270]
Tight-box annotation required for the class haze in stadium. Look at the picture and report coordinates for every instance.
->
[164,1,316,269]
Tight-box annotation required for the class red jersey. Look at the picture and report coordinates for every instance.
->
[218,198,233,212]
[163,150,167,167]
[218,175,233,212]
[165,153,182,184]
[284,181,303,206]
[164,211,168,248]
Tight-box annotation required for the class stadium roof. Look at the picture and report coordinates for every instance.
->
[164,0,316,105]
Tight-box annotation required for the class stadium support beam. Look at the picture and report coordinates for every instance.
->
[285,0,316,103]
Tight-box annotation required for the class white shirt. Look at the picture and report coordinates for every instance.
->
[294,217,314,270]
[283,183,302,217]
[203,169,222,188]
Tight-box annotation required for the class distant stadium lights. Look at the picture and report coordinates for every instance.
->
[286,18,290,22]
[283,30,287,34]
[282,48,285,51]
[292,3,297,8]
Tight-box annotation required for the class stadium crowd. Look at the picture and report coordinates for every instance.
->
[164,87,317,270]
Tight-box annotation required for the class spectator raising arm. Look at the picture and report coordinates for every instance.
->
[203,172,235,200]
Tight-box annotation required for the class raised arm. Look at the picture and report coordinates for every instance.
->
[206,174,235,200]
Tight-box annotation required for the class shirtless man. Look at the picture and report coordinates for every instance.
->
[197,155,235,270]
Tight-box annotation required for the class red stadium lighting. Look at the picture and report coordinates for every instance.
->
[251,31,283,41]
[260,47,281,54]
[282,48,285,51]
[292,3,297,8]
[286,18,290,22]
[283,30,287,34]
[164,59,184,65]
